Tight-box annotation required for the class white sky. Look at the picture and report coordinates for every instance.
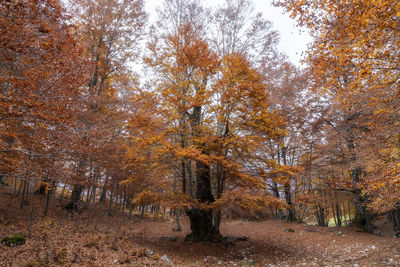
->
[145,0,313,67]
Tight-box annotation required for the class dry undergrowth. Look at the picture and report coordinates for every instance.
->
[0,192,399,267]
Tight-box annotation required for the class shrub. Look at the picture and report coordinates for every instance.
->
[2,233,26,247]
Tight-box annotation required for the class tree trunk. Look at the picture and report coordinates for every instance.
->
[331,201,337,226]
[185,100,221,241]
[352,168,373,232]
[59,184,66,203]
[140,205,145,219]
[271,182,285,219]
[315,203,327,226]
[284,184,295,222]
[185,160,220,241]
[186,208,219,241]
[336,202,342,226]
[345,115,374,232]
[14,178,17,195]
[20,180,27,209]
[66,184,83,211]
[0,174,6,185]
[213,210,221,235]
[187,159,194,197]
[17,178,23,196]
[44,187,53,216]
[391,204,400,236]
[175,209,182,231]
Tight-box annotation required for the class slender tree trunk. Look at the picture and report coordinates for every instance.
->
[187,159,194,197]
[336,202,342,226]
[280,146,295,222]
[271,182,284,219]
[44,187,53,216]
[108,189,113,215]
[347,199,352,221]
[17,178,23,196]
[331,201,337,226]
[91,186,96,204]
[14,178,17,195]
[175,209,182,231]
[213,165,224,234]
[85,186,95,208]
[140,205,145,219]
[342,201,348,225]
[20,180,27,209]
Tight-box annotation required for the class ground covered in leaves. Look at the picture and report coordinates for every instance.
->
[0,193,399,266]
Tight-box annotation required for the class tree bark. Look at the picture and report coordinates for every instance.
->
[271,182,285,219]
[175,209,182,231]
[66,184,83,211]
[185,160,220,241]
[352,168,373,232]
[20,179,27,209]
[391,204,400,236]
[315,203,327,226]
[44,186,53,216]
[345,114,374,232]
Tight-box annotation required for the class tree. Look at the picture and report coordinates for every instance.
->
[130,0,286,241]
[275,0,399,232]
[0,0,89,210]
[64,0,147,210]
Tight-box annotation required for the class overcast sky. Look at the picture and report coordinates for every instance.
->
[145,0,313,67]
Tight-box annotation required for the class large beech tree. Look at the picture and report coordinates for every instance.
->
[128,0,285,241]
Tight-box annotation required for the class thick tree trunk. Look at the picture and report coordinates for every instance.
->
[213,210,221,235]
[284,184,295,222]
[185,100,221,242]
[66,184,83,211]
[186,208,220,241]
[185,161,220,242]
[59,184,66,203]
[99,186,107,203]
[0,174,6,185]
[345,114,374,232]
[390,204,400,236]
[352,168,373,232]
[315,203,327,226]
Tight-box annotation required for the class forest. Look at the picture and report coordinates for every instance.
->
[0,0,399,266]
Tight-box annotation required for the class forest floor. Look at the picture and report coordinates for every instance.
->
[0,191,399,267]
